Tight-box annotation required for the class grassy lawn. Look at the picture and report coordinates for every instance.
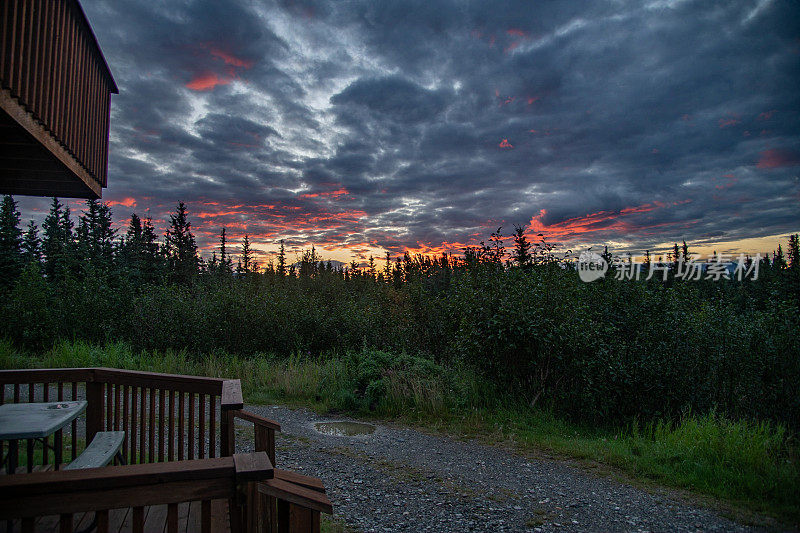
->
[2,340,797,528]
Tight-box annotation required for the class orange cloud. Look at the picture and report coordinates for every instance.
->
[757,148,800,168]
[186,72,232,91]
[196,209,248,219]
[108,197,136,208]
[186,43,253,92]
[527,200,693,241]
[402,240,472,256]
[300,188,350,200]
[499,139,513,148]
[506,29,528,37]
[209,48,253,68]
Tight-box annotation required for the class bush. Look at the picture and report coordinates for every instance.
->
[1,255,798,431]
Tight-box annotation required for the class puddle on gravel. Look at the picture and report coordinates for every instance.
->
[314,421,376,437]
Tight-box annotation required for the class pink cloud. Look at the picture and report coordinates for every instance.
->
[108,197,136,208]
[757,148,800,168]
[209,48,254,69]
[186,72,232,91]
[498,139,513,148]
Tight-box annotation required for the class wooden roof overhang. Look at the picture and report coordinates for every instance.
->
[0,0,117,199]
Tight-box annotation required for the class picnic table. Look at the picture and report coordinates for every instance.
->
[0,400,87,475]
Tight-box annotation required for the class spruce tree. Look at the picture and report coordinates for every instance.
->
[78,199,116,273]
[126,214,164,285]
[0,195,23,286]
[126,213,143,244]
[277,239,286,277]
[384,252,392,282]
[21,220,41,265]
[95,202,116,269]
[41,198,74,280]
[299,246,319,277]
[786,234,800,305]
[788,234,799,271]
[672,242,681,272]
[164,202,198,284]
[240,234,254,274]
[60,205,76,278]
[774,245,786,270]
[600,246,613,268]
[208,251,218,275]
[512,224,532,267]
[120,213,146,283]
[41,198,61,278]
[219,228,233,274]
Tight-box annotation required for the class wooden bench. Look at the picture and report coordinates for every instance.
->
[65,431,125,470]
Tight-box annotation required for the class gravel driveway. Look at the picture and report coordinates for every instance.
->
[238,405,771,533]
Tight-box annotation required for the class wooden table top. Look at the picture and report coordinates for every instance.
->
[0,401,87,440]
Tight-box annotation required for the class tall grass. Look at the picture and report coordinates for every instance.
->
[1,340,797,525]
[621,414,798,514]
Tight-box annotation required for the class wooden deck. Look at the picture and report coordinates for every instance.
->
[1,465,231,533]
[2,501,231,533]
[0,368,332,533]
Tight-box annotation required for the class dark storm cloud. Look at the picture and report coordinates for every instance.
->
[331,76,451,125]
[16,0,796,259]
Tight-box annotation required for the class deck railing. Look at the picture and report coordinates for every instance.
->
[0,367,242,470]
[0,368,332,532]
[0,451,272,533]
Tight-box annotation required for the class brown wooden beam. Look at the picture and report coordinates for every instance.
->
[0,88,101,198]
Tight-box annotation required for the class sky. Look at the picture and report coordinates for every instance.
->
[16,0,800,264]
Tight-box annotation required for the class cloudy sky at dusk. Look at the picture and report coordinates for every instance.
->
[17,0,800,263]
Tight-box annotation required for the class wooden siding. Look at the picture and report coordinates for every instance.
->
[0,0,117,198]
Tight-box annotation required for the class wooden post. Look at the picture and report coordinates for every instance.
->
[254,426,275,467]
[54,429,63,469]
[220,379,243,458]
[289,504,315,533]
[132,507,144,533]
[167,503,178,533]
[201,500,211,533]
[85,381,104,444]
[219,410,233,457]
[276,499,289,533]
[97,510,109,533]
[7,439,18,475]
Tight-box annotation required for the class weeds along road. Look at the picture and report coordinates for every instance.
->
[237,405,768,533]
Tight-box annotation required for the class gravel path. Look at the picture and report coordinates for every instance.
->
[238,405,768,533]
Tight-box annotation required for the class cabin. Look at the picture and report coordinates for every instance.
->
[0,0,116,199]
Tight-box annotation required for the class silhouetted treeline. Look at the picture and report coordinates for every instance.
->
[1,196,798,429]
